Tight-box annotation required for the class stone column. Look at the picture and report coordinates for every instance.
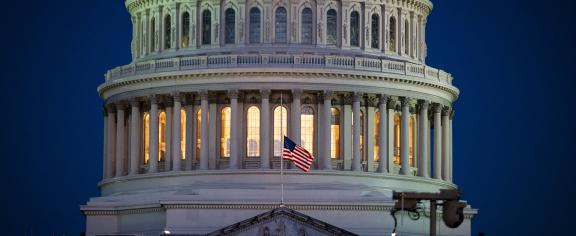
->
[417,100,429,178]
[129,100,141,175]
[400,97,411,175]
[442,107,450,181]
[449,110,454,182]
[199,91,209,170]
[115,103,126,177]
[229,90,240,169]
[106,106,116,179]
[432,104,442,179]
[260,90,271,169]
[322,91,333,170]
[149,96,159,173]
[377,95,388,173]
[102,109,108,179]
[172,94,182,171]
[352,93,362,171]
[184,96,194,171]
[290,90,302,170]
[366,101,376,172]
[165,105,173,171]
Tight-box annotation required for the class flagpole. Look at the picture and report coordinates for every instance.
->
[280,92,285,206]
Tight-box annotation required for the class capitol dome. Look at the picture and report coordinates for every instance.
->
[82,0,477,235]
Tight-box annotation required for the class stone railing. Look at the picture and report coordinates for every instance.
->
[106,54,453,86]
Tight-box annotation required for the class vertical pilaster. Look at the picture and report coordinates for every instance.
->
[115,104,126,177]
[352,93,362,171]
[400,97,411,175]
[172,94,182,171]
[377,95,388,173]
[417,100,429,178]
[129,100,141,175]
[432,104,442,179]
[200,91,209,170]
[442,107,450,181]
[229,90,240,169]
[260,90,271,169]
[149,96,159,173]
[322,91,333,170]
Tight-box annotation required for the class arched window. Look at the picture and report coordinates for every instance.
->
[330,108,340,159]
[301,8,313,44]
[275,7,287,43]
[274,106,288,156]
[225,9,236,44]
[220,107,231,158]
[249,8,261,44]
[409,116,415,167]
[202,10,211,45]
[350,11,360,47]
[389,17,396,52]
[196,109,201,160]
[247,106,260,157]
[181,109,186,160]
[164,15,172,50]
[393,113,400,164]
[159,111,167,161]
[301,106,314,154]
[181,12,190,48]
[143,112,150,163]
[371,14,379,49]
[374,111,379,161]
[150,17,156,52]
[326,9,337,45]
[404,20,410,54]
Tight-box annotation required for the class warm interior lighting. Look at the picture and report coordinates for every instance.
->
[220,107,231,158]
[273,106,288,156]
[246,106,260,157]
[301,106,314,154]
[330,108,340,159]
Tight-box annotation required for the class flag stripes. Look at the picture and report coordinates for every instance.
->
[282,136,314,172]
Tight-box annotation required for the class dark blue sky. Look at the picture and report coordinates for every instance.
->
[1,0,574,235]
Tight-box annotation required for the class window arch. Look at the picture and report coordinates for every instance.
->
[273,106,288,156]
[301,8,313,44]
[374,111,379,161]
[180,109,186,160]
[301,106,314,154]
[275,7,287,43]
[326,9,337,45]
[196,109,202,160]
[371,14,379,49]
[409,115,415,167]
[202,10,212,45]
[330,108,340,159]
[249,8,261,44]
[393,113,400,164]
[150,17,156,52]
[389,17,396,52]
[404,19,410,54]
[221,107,231,158]
[225,8,236,44]
[143,112,150,163]
[350,11,360,47]
[246,106,260,157]
[159,111,167,161]
[181,12,190,48]
[164,15,172,50]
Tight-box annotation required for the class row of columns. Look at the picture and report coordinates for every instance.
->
[103,90,453,182]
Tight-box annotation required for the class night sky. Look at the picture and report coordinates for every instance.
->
[1,0,575,235]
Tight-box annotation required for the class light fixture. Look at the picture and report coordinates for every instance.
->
[163,230,171,234]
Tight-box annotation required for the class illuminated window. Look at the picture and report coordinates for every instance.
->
[143,112,150,163]
[326,9,337,45]
[225,9,236,44]
[202,10,211,45]
[180,109,186,160]
[374,111,379,161]
[150,17,156,51]
[371,14,379,49]
[301,8,313,44]
[409,116,415,167]
[301,106,314,154]
[249,8,261,44]
[404,20,409,54]
[350,11,360,47]
[275,7,287,43]
[159,111,167,161]
[247,106,260,157]
[330,108,340,159]
[164,15,171,50]
[394,113,400,164]
[389,17,396,52]
[273,106,288,156]
[220,107,231,158]
[196,109,201,160]
[181,12,190,48]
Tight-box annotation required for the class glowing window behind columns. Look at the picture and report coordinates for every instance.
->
[409,115,415,167]
[159,111,167,161]
[394,113,401,164]
[143,112,150,164]
[374,111,379,161]
[273,106,288,156]
[330,108,340,159]
[246,106,260,157]
[301,106,314,154]
[181,109,186,160]
[220,107,231,158]
[196,109,201,160]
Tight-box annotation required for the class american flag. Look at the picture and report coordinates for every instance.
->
[282,136,314,172]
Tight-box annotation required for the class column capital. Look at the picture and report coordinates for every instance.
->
[228,89,239,99]
[418,100,430,109]
[449,109,455,119]
[321,90,333,100]
[379,94,389,105]
[260,89,271,99]
[130,99,140,108]
[353,92,363,102]
[172,92,183,102]
[432,103,443,113]
[442,106,451,116]
[115,102,128,110]
[199,90,209,100]
[400,97,413,106]
[387,96,399,109]
[149,95,159,104]
[292,89,302,98]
